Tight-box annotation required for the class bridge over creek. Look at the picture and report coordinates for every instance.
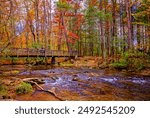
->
[0,48,79,64]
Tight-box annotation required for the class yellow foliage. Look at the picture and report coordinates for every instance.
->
[28,10,35,19]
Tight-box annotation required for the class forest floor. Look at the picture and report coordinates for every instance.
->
[60,56,150,77]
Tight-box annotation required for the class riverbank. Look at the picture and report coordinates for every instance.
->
[60,56,150,77]
[0,56,150,76]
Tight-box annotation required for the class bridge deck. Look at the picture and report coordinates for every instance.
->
[0,48,78,57]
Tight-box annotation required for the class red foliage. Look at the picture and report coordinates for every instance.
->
[68,31,79,39]
[65,13,75,16]
[59,25,64,29]
[68,38,75,44]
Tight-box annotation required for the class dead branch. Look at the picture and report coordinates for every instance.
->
[23,80,63,101]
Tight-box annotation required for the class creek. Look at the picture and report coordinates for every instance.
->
[0,65,150,101]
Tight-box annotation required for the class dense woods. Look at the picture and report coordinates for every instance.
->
[0,0,150,67]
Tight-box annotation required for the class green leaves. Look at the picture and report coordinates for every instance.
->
[0,84,8,96]
[133,1,150,25]
[97,11,112,21]
[85,6,112,22]
[56,1,72,11]
[16,82,33,94]
[31,43,43,48]
[110,61,128,69]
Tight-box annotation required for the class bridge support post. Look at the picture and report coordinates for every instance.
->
[11,57,14,65]
[51,56,56,65]
[45,57,48,65]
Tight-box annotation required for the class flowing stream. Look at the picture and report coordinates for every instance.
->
[0,65,150,101]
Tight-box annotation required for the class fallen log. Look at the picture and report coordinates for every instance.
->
[23,78,45,84]
[24,80,63,101]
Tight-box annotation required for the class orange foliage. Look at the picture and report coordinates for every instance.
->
[89,0,98,6]
[74,3,81,10]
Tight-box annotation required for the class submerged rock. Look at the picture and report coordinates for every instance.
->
[72,74,78,77]
[72,77,80,81]
[49,71,55,74]
[51,77,59,80]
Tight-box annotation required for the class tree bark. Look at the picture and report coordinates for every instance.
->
[126,0,132,49]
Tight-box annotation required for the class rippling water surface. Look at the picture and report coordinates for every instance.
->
[0,65,150,100]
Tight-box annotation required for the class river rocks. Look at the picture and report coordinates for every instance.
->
[72,77,80,81]
[87,77,92,81]
[49,71,55,74]
[0,65,149,101]
[84,71,89,73]
[51,77,59,80]
[72,74,78,77]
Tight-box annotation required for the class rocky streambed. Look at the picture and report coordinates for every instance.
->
[0,65,150,101]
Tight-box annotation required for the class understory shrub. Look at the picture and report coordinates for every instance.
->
[128,58,145,70]
[0,84,8,96]
[110,50,147,70]
[110,59,128,69]
[16,82,33,94]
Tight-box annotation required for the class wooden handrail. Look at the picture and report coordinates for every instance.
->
[0,48,78,57]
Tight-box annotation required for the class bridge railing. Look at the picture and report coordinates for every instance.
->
[46,50,78,56]
[0,48,78,57]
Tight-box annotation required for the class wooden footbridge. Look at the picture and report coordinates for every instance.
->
[0,48,78,57]
[0,48,79,64]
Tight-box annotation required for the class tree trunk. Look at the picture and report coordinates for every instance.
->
[99,0,105,60]
[35,0,39,44]
[126,0,132,50]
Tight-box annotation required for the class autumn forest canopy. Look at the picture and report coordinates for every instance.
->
[0,0,150,60]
